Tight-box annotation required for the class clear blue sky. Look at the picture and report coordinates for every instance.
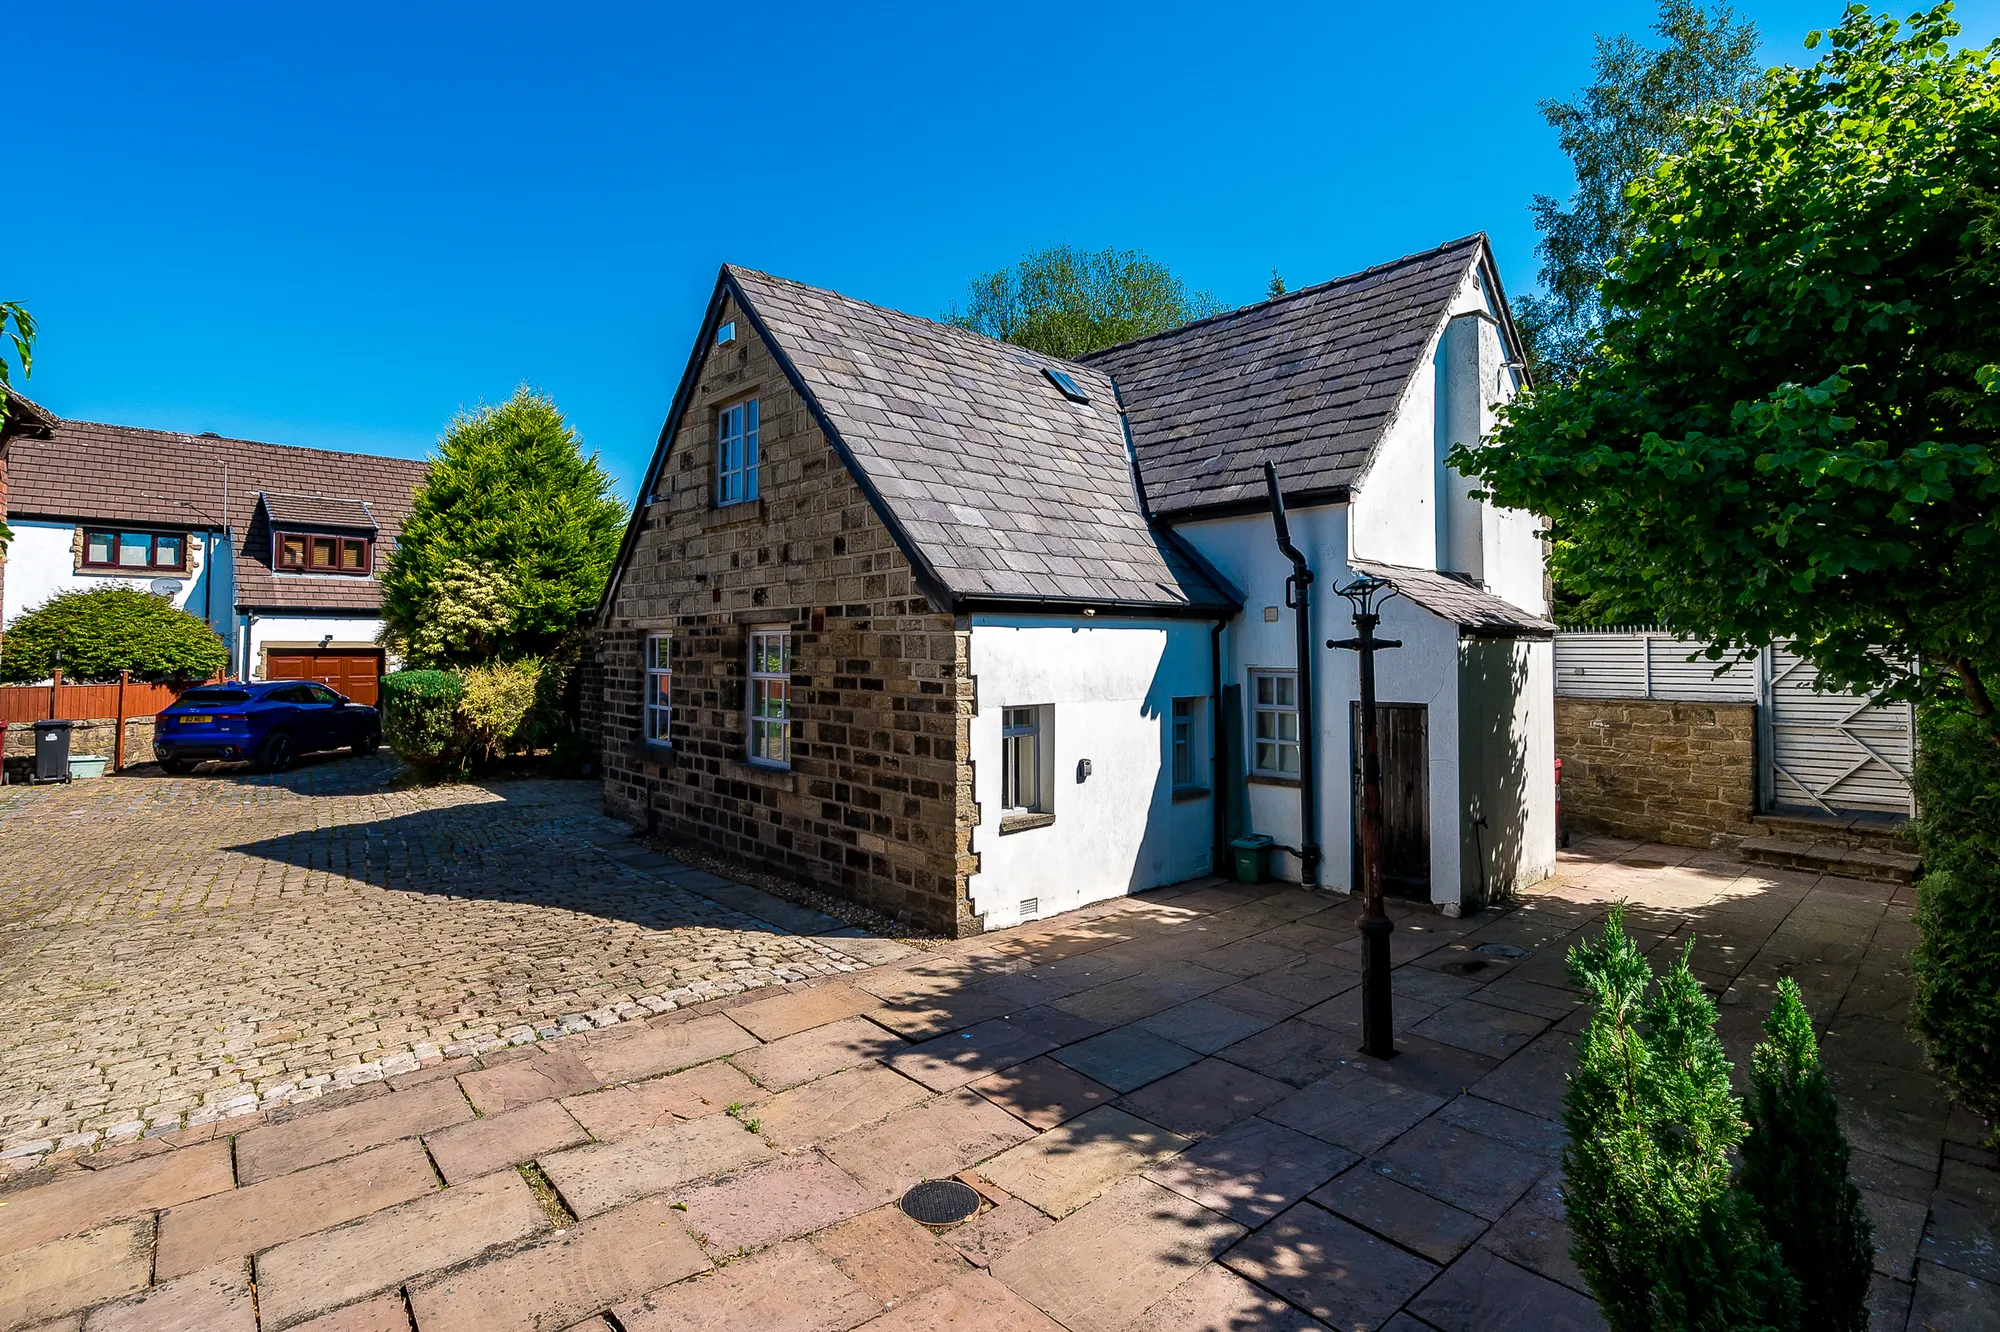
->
[9,1,1998,499]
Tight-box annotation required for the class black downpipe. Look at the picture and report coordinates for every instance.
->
[1263,461,1320,888]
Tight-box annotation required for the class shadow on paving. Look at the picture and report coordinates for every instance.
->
[1,837,1982,1332]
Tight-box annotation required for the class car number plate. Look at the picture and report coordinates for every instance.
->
[181,715,214,725]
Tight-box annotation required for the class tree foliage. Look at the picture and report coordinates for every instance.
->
[1520,1,1762,385]
[1740,977,1875,1332]
[1562,907,1798,1331]
[0,299,36,553]
[1462,5,2000,712]
[381,389,625,667]
[945,245,1221,359]
[0,586,228,683]
[1910,703,2000,1127]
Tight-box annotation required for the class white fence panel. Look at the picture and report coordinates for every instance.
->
[1554,631,1758,702]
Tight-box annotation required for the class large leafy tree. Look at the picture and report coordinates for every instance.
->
[946,245,1221,359]
[382,389,625,666]
[0,299,36,554]
[1461,4,2000,716]
[1519,1,1763,386]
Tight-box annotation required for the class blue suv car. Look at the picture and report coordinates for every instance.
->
[153,680,381,773]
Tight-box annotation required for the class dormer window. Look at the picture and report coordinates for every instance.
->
[278,531,372,575]
[717,399,760,506]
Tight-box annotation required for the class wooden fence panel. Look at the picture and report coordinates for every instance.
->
[0,681,190,723]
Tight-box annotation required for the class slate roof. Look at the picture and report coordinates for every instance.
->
[727,267,1235,611]
[5,417,428,613]
[1351,560,1555,639]
[258,492,378,530]
[1084,236,1491,518]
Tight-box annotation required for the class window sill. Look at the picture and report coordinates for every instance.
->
[78,565,191,579]
[1171,785,1212,803]
[628,738,676,765]
[999,811,1056,835]
[703,499,766,531]
[729,760,797,792]
[1248,774,1301,789]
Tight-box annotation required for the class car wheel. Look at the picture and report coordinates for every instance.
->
[258,732,295,773]
[355,729,380,756]
[161,759,196,775]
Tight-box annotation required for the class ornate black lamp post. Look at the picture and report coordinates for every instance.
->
[1329,575,1401,1058]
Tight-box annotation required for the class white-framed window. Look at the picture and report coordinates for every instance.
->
[645,634,672,745]
[748,630,791,766]
[717,399,760,506]
[1251,671,1300,777]
[1002,707,1042,811]
[1172,697,1209,789]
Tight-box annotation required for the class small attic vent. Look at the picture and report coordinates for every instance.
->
[1043,368,1090,404]
[716,320,737,347]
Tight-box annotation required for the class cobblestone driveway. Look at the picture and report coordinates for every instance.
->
[0,756,888,1157]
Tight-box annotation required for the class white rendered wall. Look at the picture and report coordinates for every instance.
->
[965,615,1214,929]
[1458,638,1557,899]
[2,521,234,642]
[242,614,386,681]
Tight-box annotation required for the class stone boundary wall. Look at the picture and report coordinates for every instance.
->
[1,717,157,769]
[1556,697,1757,847]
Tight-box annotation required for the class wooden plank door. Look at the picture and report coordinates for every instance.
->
[1351,702,1431,898]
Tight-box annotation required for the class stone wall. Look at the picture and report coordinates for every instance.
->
[598,294,980,936]
[2,717,159,770]
[1555,697,1757,847]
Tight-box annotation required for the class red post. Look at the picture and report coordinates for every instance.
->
[115,671,128,772]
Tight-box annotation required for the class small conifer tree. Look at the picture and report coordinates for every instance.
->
[1563,907,1799,1331]
[1741,978,1874,1331]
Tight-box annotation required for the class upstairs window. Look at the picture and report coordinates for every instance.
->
[278,532,372,575]
[717,399,760,506]
[84,530,188,572]
[645,634,672,745]
[748,630,791,767]
[1251,670,1300,777]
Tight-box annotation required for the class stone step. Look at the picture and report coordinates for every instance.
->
[1738,835,1921,884]
[1750,810,1912,852]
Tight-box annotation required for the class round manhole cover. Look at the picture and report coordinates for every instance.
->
[901,1179,981,1227]
[1476,943,1528,959]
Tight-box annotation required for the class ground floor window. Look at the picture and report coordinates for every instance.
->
[1002,706,1043,810]
[748,630,791,766]
[1252,670,1300,776]
[1172,696,1209,790]
[645,634,671,744]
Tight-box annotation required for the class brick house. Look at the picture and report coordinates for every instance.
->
[596,237,1556,937]
[1,392,428,703]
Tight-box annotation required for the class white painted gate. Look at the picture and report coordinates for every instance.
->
[1760,644,1915,816]
[1554,630,1915,817]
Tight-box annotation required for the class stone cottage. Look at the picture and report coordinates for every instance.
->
[594,236,1555,936]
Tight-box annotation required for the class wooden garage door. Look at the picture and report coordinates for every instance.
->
[267,650,384,706]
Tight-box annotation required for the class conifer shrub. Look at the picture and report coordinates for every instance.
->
[1563,907,1799,1332]
[457,659,544,762]
[1909,705,2000,1131]
[380,669,464,767]
[1741,977,1874,1331]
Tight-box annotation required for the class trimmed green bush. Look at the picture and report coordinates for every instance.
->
[1910,706,2000,1129]
[0,586,228,683]
[458,659,543,762]
[380,670,465,766]
[1741,978,1874,1331]
[1563,906,1798,1332]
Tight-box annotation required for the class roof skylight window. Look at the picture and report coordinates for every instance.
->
[1044,368,1091,404]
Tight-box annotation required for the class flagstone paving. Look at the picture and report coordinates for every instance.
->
[0,759,899,1162]
[1,827,1993,1330]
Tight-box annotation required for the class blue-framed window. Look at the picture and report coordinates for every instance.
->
[717,399,760,506]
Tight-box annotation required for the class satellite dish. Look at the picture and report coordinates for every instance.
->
[150,579,184,597]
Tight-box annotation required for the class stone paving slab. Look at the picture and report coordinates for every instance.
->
[0,836,1975,1332]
